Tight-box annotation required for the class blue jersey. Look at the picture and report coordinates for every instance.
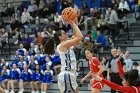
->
[1,69,10,80]
[34,70,42,81]
[10,68,20,79]
[29,60,38,72]
[15,56,20,62]
[29,48,35,56]
[19,69,32,82]
[18,61,27,71]
[42,70,53,83]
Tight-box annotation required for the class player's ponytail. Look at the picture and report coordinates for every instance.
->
[44,30,63,54]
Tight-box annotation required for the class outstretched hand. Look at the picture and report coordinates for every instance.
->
[118,53,123,60]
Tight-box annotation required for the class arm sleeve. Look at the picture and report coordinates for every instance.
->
[117,60,124,78]
[102,79,136,93]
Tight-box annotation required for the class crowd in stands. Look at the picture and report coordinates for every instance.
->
[0,0,140,93]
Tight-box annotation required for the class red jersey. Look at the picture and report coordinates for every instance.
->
[89,57,103,77]
[89,57,104,90]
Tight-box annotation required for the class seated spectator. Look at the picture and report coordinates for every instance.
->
[1,66,10,93]
[41,56,53,71]
[29,55,39,71]
[18,43,27,56]
[30,64,42,93]
[118,0,130,19]
[123,51,133,72]
[5,3,15,17]
[0,28,8,52]
[90,25,97,42]
[29,43,36,56]
[94,31,106,53]
[36,32,44,46]
[111,0,119,10]
[41,65,53,93]
[7,63,21,93]
[97,13,107,33]
[133,62,140,75]
[1,58,9,69]
[46,26,55,38]
[18,64,32,93]
[23,51,30,65]
[15,51,21,62]
[21,8,31,25]
[27,0,35,17]
[54,12,61,23]
[22,33,33,51]
[56,21,66,31]
[18,56,27,71]
[41,27,48,38]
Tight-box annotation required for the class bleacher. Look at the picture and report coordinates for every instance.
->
[0,0,140,93]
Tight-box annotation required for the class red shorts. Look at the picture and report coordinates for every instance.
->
[91,80,104,90]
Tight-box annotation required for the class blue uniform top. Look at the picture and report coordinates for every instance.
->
[42,70,53,83]
[10,68,21,79]
[19,69,32,82]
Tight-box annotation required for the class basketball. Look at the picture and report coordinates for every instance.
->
[61,7,78,21]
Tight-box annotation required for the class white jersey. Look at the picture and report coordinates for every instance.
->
[57,44,77,72]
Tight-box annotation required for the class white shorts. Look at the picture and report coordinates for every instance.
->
[58,71,78,93]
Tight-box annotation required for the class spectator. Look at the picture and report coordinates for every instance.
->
[5,3,15,17]
[36,32,44,46]
[94,31,106,53]
[118,0,130,16]
[1,66,10,93]
[7,63,21,93]
[101,57,109,78]
[18,56,27,71]
[97,13,107,33]
[107,48,124,93]
[15,51,21,62]
[28,0,35,17]
[106,7,122,43]
[18,64,32,93]
[54,12,61,23]
[28,55,39,71]
[1,58,9,68]
[56,21,66,31]
[91,25,97,42]
[46,26,55,38]
[18,43,27,56]
[21,8,31,25]
[29,43,36,56]
[22,33,33,51]
[133,62,140,75]
[75,41,83,60]
[41,65,53,93]
[111,0,119,10]
[123,51,133,72]
[0,28,8,52]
